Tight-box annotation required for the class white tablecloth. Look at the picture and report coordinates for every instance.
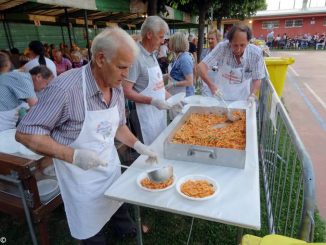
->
[105,102,260,230]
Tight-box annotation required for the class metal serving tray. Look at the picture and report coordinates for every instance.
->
[163,105,248,169]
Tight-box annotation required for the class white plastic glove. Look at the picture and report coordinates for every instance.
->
[150,98,172,110]
[133,141,158,164]
[213,89,224,100]
[247,93,257,107]
[72,149,107,170]
[171,102,183,113]
[165,79,173,91]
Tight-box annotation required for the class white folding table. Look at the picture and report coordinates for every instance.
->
[105,102,260,243]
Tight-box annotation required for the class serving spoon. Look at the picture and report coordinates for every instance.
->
[115,164,174,183]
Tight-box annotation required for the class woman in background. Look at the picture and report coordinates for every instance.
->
[167,32,194,96]
[200,28,222,97]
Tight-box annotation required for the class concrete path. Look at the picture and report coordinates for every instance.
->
[272,51,326,219]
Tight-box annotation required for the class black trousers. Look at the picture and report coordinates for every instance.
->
[127,102,143,144]
[80,204,136,245]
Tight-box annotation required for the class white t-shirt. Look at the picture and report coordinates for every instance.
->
[24,56,57,77]
[158,44,168,58]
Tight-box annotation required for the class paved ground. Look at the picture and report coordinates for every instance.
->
[272,50,326,220]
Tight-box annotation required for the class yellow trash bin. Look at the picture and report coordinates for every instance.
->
[264,57,295,97]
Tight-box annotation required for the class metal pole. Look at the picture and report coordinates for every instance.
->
[60,25,65,44]
[84,9,91,59]
[2,20,12,50]
[0,174,38,245]
[64,8,73,48]
[5,21,14,49]
[134,205,143,245]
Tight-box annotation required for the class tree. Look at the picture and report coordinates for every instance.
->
[166,0,267,60]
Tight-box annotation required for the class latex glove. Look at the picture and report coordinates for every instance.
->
[213,89,224,100]
[171,102,183,113]
[72,149,107,170]
[247,93,257,107]
[165,79,173,91]
[150,98,172,110]
[133,141,158,164]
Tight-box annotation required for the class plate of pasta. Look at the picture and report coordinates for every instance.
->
[137,172,176,192]
[176,175,218,201]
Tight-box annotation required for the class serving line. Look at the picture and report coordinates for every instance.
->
[105,101,260,230]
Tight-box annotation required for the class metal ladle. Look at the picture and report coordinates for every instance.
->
[118,164,173,183]
[213,95,239,129]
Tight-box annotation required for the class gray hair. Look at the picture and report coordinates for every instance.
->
[91,27,139,61]
[227,24,252,42]
[169,32,189,53]
[29,65,53,79]
[140,16,169,38]
[188,33,197,42]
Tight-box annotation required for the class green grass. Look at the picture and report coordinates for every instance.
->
[0,170,325,245]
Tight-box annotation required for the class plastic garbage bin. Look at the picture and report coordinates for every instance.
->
[264,57,295,97]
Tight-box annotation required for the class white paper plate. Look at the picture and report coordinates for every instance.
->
[183,95,202,104]
[43,165,56,177]
[166,92,186,107]
[137,172,176,192]
[176,175,218,201]
[37,179,59,202]
[199,97,222,106]
[228,100,249,109]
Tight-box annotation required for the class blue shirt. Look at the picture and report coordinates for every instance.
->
[170,52,194,96]
[170,52,193,82]
[0,71,36,111]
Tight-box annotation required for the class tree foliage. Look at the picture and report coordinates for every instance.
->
[164,0,267,60]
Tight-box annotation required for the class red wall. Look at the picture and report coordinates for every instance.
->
[252,15,326,39]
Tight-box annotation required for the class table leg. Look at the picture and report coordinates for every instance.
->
[236,227,244,244]
[134,205,143,245]
[37,219,49,245]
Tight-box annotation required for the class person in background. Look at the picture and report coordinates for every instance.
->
[166,32,193,96]
[43,43,51,58]
[187,33,198,96]
[200,28,222,97]
[23,40,57,77]
[123,16,171,146]
[71,50,88,68]
[157,39,169,74]
[53,50,72,76]
[0,52,53,131]
[10,48,21,69]
[198,24,265,105]
[266,30,274,48]
[16,27,157,245]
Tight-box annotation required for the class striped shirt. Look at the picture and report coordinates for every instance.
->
[128,43,159,92]
[0,71,36,111]
[17,64,126,145]
[202,40,265,80]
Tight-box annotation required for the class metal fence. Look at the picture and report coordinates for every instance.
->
[257,71,316,241]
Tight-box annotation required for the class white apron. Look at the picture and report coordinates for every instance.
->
[0,103,29,132]
[201,68,218,97]
[53,66,122,239]
[216,54,251,101]
[135,64,167,145]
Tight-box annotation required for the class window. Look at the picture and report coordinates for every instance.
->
[285,19,303,28]
[262,21,280,29]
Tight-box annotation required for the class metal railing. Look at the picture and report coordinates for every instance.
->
[257,71,316,241]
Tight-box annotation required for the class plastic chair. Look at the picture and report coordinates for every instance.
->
[241,234,326,245]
